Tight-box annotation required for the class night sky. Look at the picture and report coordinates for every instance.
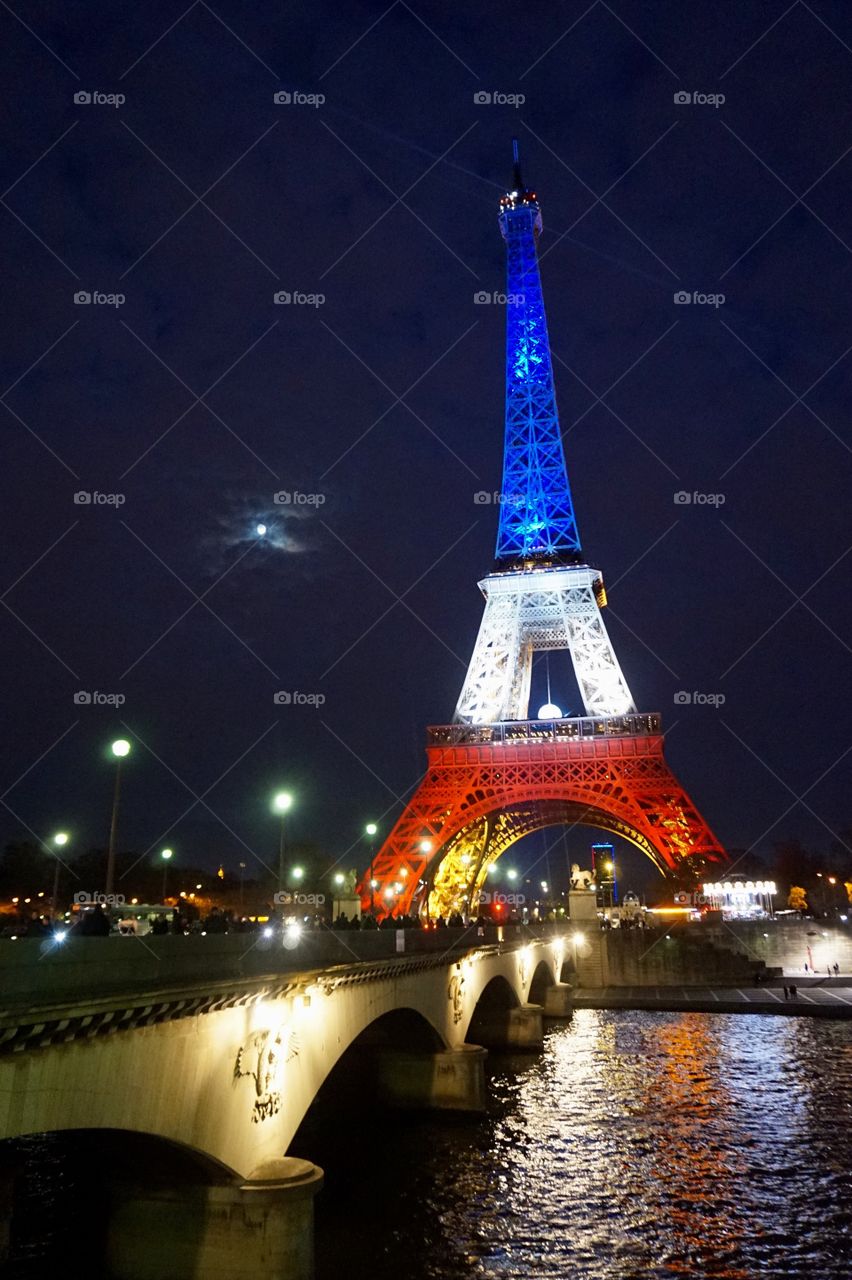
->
[3,1,852,897]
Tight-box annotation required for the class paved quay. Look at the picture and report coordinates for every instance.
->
[569,981,852,1017]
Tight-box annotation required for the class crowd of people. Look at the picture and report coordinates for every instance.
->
[1,903,532,938]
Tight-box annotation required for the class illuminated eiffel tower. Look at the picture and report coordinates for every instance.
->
[363,142,726,920]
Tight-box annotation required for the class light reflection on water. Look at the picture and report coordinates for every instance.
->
[5,1012,851,1277]
[313,1012,852,1280]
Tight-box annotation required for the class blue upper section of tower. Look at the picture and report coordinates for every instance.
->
[494,141,582,568]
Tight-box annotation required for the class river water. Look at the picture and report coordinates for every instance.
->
[306,1011,852,1280]
[6,1011,852,1277]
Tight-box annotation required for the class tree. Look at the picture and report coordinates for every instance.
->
[788,885,807,912]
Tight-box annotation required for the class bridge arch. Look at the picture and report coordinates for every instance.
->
[424,796,671,919]
[464,973,518,1045]
[527,957,557,1006]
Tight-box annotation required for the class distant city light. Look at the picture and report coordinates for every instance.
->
[256,523,267,537]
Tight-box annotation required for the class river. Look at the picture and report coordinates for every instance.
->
[5,1010,852,1277]
[306,1011,852,1279]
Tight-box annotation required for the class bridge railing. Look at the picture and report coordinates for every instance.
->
[0,923,569,1011]
[427,713,661,747]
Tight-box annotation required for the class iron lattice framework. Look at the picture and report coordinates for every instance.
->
[360,145,726,919]
[496,158,580,566]
[368,721,724,919]
[453,565,635,724]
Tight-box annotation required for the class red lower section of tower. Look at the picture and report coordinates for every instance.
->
[359,716,726,917]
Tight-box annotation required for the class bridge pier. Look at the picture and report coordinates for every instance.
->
[377,1043,488,1111]
[107,1157,323,1280]
[472,1002,544,1051]
[542,982,574,1017]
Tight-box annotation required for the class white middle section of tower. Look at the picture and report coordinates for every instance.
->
[453,564,636,725]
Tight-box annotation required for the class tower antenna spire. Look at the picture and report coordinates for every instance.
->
[511,136,524,192]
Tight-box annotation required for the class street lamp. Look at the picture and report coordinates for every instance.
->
[239,861,246,909]
[106,738,131,897]
[161,847,173,902]
[272,791,293,897]
[365,822,378,915]
[50,831,69,916]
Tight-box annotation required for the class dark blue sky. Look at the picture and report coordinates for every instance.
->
[2,0,851,894]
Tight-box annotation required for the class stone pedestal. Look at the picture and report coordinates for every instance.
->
[568,889,600,921]
[542,982,573,1017]
[377,1043,488,1111]
[107,1157,323,1280]
[506,1002,544,1048]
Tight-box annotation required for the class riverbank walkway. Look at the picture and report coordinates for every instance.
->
[570,979,852,1017]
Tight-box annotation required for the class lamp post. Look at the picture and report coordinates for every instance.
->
[106,739,131,898]
[239,861,246,910]
[272,791,293,897]
[51,832,69,917]
[365,823,378,915]
[161,848,173,903]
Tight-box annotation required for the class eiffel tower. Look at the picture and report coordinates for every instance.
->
[363,142,726,920]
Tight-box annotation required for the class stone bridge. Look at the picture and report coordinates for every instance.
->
[0,925,571,1279]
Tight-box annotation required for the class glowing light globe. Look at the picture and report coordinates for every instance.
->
[256,523,267,537]
[538,702,562,719]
